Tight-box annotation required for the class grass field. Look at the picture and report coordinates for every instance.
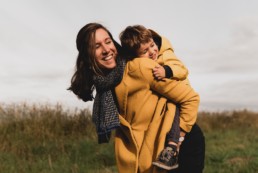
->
[0,103,257,173]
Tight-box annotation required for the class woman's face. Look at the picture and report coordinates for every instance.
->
[94,28,118,70]
[136,38,159,61]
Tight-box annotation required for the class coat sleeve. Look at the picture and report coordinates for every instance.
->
[139,58,200,132]
[157,37,189,80]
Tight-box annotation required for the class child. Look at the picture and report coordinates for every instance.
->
[119,25,194,170]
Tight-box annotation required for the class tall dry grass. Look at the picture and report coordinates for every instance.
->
[197,109,258,132]
[0,103,116,173]
[0,103,258,173]
[0,103,96,152]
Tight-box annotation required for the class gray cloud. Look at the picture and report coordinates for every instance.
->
[187,17,258,76]
[1,0,258,111]
[201,78,258,111]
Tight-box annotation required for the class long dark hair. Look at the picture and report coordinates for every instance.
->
[68,23,122,102]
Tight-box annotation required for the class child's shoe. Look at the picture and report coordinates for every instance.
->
[152,145,179,170]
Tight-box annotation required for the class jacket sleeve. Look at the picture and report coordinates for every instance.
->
[157,37,189,80]
[140,58,200,132]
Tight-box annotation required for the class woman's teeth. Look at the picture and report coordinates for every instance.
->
[104,55,112,61]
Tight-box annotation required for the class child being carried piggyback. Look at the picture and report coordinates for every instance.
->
[119,25,195,171]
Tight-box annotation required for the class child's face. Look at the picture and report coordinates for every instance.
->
[136,39,159,61]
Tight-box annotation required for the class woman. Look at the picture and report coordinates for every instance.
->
[69,23,204,173]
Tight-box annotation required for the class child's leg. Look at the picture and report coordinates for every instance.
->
[152,106,180,170]
[166,106,180,147]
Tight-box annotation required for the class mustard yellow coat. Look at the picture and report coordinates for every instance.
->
[114,57,200,173]
[157,36,189,80]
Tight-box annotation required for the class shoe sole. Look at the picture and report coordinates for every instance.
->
[152,161,179,170]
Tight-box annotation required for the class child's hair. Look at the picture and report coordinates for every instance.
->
[119,25,153,58]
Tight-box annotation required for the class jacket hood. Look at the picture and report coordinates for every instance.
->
[148,29,173,54]
[148,29,162,50]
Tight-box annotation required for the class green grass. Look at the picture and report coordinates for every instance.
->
[198,110,258,173]
[0,103,258,173]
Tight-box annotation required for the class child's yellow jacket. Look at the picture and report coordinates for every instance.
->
[149,28,188,81]
[157,36,189,80]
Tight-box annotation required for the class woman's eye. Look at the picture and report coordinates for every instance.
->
[106,40,112,44]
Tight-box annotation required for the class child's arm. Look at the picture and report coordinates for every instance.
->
[152,64,172,80]
[152,64,165,80]
[157,37,189,80]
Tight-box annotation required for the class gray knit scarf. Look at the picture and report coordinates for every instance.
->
[92,57,126,144]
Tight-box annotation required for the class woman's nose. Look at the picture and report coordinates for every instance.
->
[102,45,110,54]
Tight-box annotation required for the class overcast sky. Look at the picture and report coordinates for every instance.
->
[1,0,258,112]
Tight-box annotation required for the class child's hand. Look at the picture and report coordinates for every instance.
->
[153,65,166,80]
